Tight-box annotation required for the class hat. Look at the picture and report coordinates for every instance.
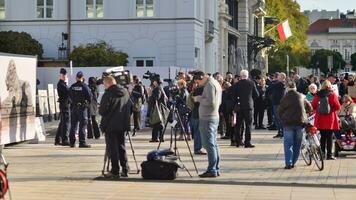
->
[76,71,84,78]
[60,68,67,75]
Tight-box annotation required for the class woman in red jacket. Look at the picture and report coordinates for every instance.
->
[312,80,341,160]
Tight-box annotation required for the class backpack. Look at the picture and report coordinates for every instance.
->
[317,95,331,115]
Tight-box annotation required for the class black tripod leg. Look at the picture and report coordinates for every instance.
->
[127,131,140,174]
[157,109,173,150]
[175,110,199,175]
[175,148,192,178]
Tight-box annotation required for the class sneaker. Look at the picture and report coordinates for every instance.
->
[194,150,207,155]
[230,141,237,146]
[326,156,336,160]
[273,133,283,138]
[149,139,159,143]
[199,171,217,178]
[54,141,62,146]
[284,165,293,170]
[245,144,255,148]
[79,143,91,148]
[104,172,120,179]
[70,143,76,148]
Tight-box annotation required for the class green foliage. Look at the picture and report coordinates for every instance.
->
[309,49,346,75]
[69,41,128,67]
[0,31,44,58]
[351,52,356,71]
[265,0,310,73]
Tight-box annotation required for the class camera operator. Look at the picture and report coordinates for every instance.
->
[87,77,101,139]
[148,77,167,142]
[99,76,131,178]
[174,79,192,141]
[131,76,145,133]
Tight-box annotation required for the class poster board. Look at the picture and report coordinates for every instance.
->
[54,89,60,116]
[47,84,56,119]
[38,90,49,116]
[0,53,37,145]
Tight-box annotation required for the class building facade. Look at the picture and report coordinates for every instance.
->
[307,18,356,71]
[304,9,340,24]
[0,0,267,74]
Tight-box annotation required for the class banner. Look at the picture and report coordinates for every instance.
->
[0,53,37,145]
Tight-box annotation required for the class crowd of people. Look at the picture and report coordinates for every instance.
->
[55,67,356,178]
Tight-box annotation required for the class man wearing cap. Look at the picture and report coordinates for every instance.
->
[55,68,70,146]
[69,71,92,148]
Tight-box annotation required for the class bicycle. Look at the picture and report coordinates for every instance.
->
[300,124,324,171]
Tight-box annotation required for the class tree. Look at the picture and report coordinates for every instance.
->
[265,0,310,73]
[309,49,346,75]
[0,31,44,58]
[69,41,128,67]
[351,52,356,71]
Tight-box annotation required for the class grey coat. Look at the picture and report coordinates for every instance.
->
[278,89,313,127]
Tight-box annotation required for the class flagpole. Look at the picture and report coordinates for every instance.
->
[264,19,288,35]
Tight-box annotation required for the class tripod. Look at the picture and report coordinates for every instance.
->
[157,103,199,177]
[102,131,140,176]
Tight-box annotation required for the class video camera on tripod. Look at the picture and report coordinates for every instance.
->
[97,66,131,87]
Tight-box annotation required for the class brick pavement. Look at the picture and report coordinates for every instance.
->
[3,122,356,199]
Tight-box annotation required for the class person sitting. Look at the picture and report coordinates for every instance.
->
[336,95,356,139]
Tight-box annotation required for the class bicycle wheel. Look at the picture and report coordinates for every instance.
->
[301,144,312,166]
[312,146,324,171]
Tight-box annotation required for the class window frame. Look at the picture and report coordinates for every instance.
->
[86,0,104,19]
[134,57,155,67]
[0,0,5,20]
[136,0,154,18]
[36,0,54,19]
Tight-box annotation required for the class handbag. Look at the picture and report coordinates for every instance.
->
[149,102,162,126]
[141,159,180,180]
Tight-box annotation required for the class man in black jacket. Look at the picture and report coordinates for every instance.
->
[232,70,259,148]
[99,76,131,178]
[55,68,70,146]
[270,73,287,138]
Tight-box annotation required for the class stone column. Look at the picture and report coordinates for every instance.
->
[218,0,231,75]
[237,0,249,72]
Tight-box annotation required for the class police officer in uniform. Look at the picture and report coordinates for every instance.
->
[69,71,92,148]
[55,68,70,146]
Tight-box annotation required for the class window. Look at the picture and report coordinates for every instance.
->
[37,0,53,19]
[0,0,5,20]
[344,48,351,60]
[136,0,154,17]
[134,57,155,67]
[227,0,238,29]
[86,0,103,18]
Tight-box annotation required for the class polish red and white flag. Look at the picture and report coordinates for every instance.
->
[277,20,292,42]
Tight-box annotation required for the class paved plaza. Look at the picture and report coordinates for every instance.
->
[3,122,356,200]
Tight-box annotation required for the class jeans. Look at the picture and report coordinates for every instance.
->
[273,105,283,134]
[190,117,202,152]
[283,126,303,167]
[199,118,220,174]
[69,107,88,145]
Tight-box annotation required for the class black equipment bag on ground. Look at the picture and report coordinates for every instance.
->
[141,159,180,180]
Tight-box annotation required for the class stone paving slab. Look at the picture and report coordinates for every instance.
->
[2,122,356,199]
